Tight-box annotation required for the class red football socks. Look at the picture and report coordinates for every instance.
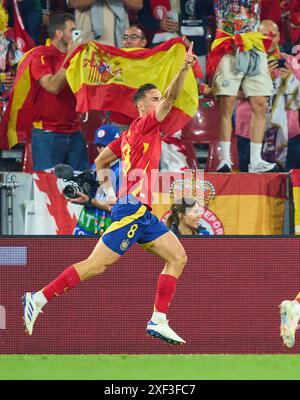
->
[154,274,178,313]
[42,265,81,301]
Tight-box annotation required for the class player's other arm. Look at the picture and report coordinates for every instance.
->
[155,41,198,122]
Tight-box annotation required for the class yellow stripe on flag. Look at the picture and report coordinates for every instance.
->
[293,186,300,235]
[209,195,285,235]
[7,65,31,148]
[212,31,267,53]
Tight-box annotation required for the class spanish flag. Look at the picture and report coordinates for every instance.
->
[0,46,45,150]
[65,38,199,135]
[151,172,287,235]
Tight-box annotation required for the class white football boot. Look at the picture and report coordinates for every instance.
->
[22,292,43,335]
[280,300,300,348]
[147,319,186,345]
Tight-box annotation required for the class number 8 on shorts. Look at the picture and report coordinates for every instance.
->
[127,224,138,238]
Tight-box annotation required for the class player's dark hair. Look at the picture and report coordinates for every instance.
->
[166,198,198,234]
[47,14,75,39]
[134,83,157,106]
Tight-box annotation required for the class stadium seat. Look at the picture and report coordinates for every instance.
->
[182,98,239,171]
[182,97,219,144]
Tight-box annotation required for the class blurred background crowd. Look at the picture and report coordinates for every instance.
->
[1,0,300,175]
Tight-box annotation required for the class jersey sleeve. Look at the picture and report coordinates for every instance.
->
[108,135,122,158]
[30,54,53,82]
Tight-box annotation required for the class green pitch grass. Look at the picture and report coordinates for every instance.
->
[0,355,300,380]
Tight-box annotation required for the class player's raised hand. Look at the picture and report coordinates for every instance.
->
[184,41,197,70]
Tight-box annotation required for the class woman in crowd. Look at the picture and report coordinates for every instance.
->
[166,198,204,236]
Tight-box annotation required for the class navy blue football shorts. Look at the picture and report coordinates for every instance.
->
[101,195,169,255]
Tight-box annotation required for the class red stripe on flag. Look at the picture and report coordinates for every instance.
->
[291,169,300,187]
[205,173,287,198]
[156,172,287,199]
[234,34,245,51]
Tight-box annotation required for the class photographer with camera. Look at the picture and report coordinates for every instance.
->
[56,124,121,237]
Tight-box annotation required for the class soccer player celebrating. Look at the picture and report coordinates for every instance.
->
[22,42,198,345]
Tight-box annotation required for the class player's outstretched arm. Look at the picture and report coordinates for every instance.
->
[155,41,198,122]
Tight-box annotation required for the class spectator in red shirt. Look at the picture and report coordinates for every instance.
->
[30,13,89,171]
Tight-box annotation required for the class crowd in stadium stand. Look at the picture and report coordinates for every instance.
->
[1,0,300,176]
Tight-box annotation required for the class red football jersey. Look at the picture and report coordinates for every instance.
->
[30,44,80,133]
[108,111,161,208]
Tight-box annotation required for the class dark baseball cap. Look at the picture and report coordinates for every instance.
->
[93,124,120,146]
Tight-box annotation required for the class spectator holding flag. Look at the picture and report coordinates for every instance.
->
[29,13,89,171]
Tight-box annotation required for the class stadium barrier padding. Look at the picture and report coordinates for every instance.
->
[0,237,299,354]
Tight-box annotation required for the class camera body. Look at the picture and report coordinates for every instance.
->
[54,164,99,199]
[64,170,99,199]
